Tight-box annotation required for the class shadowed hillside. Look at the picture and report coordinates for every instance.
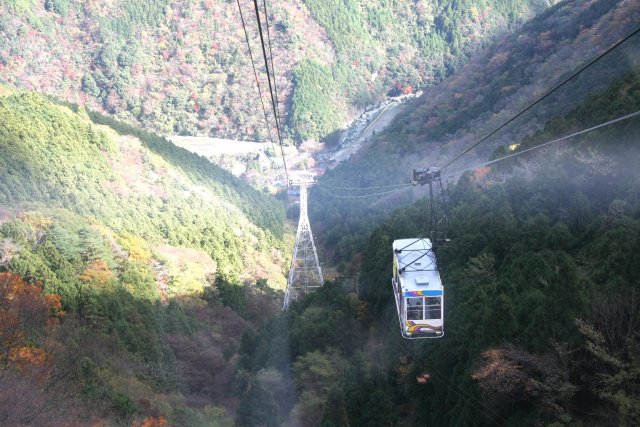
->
[312,0,640,265]
[234,70,640,427]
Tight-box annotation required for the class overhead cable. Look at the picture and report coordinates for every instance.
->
[316,183,408,199]
[319,181,412,191]
[252,0,289,182]
[262,0,284,123]
[440,25,640,171]
[442,109,640,180]
[235,0,283,177]
[318,109,640,196]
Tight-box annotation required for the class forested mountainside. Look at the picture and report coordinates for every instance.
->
[0,88,288,425]
[2,0,640,425]
[0,0,553,142]
[312,0,640,265]
[235,72,640,426]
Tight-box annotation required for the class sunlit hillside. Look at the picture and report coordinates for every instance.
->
[0,88,288,424]
[0,0,553,142]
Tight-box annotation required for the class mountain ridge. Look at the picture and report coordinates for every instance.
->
[0,0,553,142]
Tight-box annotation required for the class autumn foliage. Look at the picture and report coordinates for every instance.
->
[133,416,167,427]
[473,166,491,181]
[0,272,62,372]
[79,259,114,287]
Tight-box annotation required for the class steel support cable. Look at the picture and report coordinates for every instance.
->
[252,0,289,183]
[262,0,284,124]
[441,110,640,180]
[235,0,283,176]
[316,183,406,199]
[440,25,640,171]
[318,110,640,199]
[319,181,413,190]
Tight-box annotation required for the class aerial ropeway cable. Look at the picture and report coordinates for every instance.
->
[319,181,413,191]
[261,0,285,126]
[318,109,640,197]
[235,0,287,180]
[316,182,410,199]
[251,0,290,182]
[440,110,640,180]
[236,0,290,182]
[439,25,640,171]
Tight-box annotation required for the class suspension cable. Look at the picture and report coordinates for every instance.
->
[262,0,284,124]
[320,181,413,191]
[440,25,640,171]
[235,0,284,177]
[252,0,289,183]
[441,109,640,180]
[318,109,640,196]
[316,183,408,199]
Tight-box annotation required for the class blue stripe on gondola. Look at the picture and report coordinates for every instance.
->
[404,290,443,297]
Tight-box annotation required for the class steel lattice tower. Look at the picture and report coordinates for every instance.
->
[283,181,323,309]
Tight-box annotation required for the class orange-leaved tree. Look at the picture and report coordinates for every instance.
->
[0,272,63,372]
[79,259,115,288]
[133,416,167,427]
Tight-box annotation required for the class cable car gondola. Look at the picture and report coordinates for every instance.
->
[392,238,444,339]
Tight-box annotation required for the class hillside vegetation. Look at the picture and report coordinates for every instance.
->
[312,0,640,265]
[355,73,640,425]
[0,0,552,142]
[2,0,640,425]
[0,88,289,424]
[235,71,640,426]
